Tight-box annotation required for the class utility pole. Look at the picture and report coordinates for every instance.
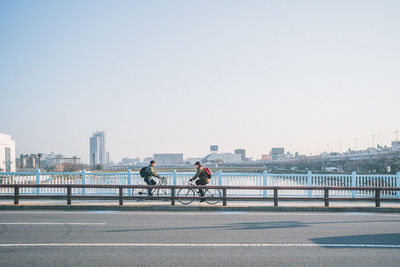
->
[339,141,342,153]
[395,130,399,141]
[354,138,357,151]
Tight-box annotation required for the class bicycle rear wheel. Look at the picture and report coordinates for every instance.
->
[177,188,195,205]
[204,188,221,205]
[132,188,148,199]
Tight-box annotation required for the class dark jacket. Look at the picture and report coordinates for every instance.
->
[191,167,210,183]
[145,165,160,180]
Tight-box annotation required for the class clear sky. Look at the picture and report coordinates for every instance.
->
[1,0,399,163]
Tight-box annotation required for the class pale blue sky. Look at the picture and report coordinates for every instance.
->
[1,0,399,163]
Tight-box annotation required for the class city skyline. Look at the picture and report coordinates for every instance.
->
[1,1,400,162]
[5,129,400,165]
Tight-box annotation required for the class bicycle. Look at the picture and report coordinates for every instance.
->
[133,177,169,198]
[176,181,221,205]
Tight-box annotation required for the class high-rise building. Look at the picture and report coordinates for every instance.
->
[234,149,246,161]
[106,152,110,164]
[0,133,16,172]
[90,131,106,166]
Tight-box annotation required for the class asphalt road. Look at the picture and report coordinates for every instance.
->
[0,210,400,267]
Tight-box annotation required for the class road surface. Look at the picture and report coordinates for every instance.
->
[0,210,400,266]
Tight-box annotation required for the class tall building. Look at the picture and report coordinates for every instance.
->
[106,152,110,164]
[0,133,16,172]
[90,131,106,166]
[234,149,246,161]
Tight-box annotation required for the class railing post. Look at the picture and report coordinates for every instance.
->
[14,186,19,205]
[396,172,400,199]
[82,169,86,196]
[263,170,267,197]
[119,187,123,205]
[171,187,175,206]
[218,170,222,186]
[67,186,72,205]
[351,171,357,198]
[307,171,312,197]
[324,189,329,207]
[375,189,381,208]
[274,188,278,207]
[127,169,132,196]
[35,168,40,195]
[173,170,177,186]
[223,188,227,206]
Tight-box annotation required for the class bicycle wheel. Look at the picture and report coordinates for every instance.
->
[204,188,221,205]
[132,188,148,199]
[156,178,171,200]
[177,188,195,205]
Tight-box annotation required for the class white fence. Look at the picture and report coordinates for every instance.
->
[1,170,399,198]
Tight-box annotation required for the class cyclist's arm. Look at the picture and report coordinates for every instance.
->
[190,168,201,181]
[152,169,161,178]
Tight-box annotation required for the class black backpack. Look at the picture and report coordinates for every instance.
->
[140,167,147,177]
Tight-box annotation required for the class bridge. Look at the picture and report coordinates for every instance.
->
[1,170,400,266]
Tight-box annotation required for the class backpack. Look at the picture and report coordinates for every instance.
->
[139,167,147,177]
[203,167,212,178]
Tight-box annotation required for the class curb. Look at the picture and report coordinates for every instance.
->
[1,205,400,213]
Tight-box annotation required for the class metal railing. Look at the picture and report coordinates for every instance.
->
[1,184,400,208]
[1,170,400,198]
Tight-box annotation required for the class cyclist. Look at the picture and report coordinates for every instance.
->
[144,160,161,196]
[189,161,210,202]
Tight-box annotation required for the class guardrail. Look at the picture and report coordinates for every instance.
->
[1,184,399,208]
[1,170,400,198]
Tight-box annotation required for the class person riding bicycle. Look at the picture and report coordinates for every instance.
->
[189,161,210,202]
[144,160,161,196]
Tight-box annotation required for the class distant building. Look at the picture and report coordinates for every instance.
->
[270,147,285,160]
[203,153,241,164]
[186,158,203,164]
[18,154,38,169]
[90,131,106,166]
[143,157,154,164]
[44,153,80,167]
[120,157,141,166]
[210,145,219,152]
[234,149,246,162]
[392,141,400,151]
[153,153,184,166]
[106,152,110,164]
[261,154,271,161]
[0,133,16,172]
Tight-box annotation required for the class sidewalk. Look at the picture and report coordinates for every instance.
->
[1,199,400,212]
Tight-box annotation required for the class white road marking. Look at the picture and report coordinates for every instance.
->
[0,211,399,216]
[0,223,106,225]
[0,243,398,248]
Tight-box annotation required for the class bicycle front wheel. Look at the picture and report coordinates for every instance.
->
[177,188,195,205]
[204,188,221,205]
[155,178,170,200]
[156,187,171,200]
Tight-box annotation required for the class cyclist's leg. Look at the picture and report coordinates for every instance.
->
[144,177,156,196]
[195,180,204,196]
